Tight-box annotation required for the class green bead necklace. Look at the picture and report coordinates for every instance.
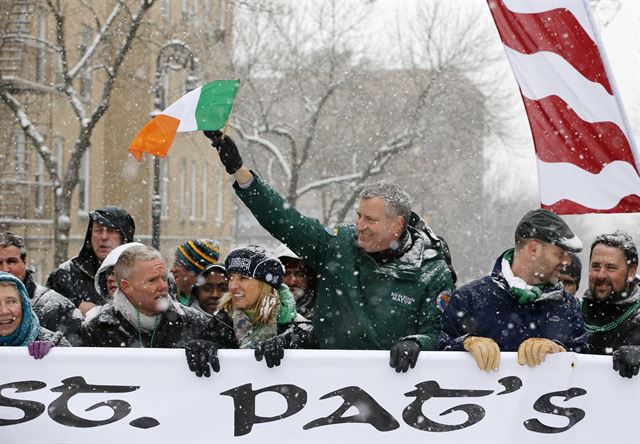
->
[584,299,640,333]
[136,310,160,348]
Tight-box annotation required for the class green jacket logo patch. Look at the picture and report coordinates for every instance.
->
[391,292,415,306]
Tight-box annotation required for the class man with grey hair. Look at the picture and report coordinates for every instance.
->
[204,130,454,373]
[81,244,221,348]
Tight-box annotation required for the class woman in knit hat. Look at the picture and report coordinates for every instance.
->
[185,245,316,377]
[0,272,70,359]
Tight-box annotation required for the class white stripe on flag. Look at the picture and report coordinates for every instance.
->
[537,159,640,208]
[501,0,596,42]
[162,86,202,132]
[504,47,630,141]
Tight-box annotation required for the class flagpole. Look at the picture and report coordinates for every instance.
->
[221,99,235,140]
[222,119,230,140]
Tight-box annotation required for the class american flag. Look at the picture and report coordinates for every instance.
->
[487,0,640,214]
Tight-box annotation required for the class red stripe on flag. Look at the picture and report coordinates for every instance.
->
[522,95,638,174]
[488,0,612,95]
[543,195,640,214]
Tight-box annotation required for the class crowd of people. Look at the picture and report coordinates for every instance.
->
[1,130,638,380]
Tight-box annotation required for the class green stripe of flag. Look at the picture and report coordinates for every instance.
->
[195,80,240,130]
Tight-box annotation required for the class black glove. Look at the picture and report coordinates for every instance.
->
[185,340,220,377]
[389,339,421,373]
[203,130,243,174]
[255,336,286,368]
[613,345,640,379]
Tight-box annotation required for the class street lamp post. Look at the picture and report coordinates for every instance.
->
[151,41,197,250]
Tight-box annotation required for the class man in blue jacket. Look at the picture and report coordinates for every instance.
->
[439,209,588,371]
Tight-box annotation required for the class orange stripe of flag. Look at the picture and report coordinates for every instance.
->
[128,114,180,161]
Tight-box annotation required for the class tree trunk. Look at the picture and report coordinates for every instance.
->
[53,189,73,267]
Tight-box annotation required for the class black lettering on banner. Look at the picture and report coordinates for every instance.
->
[524,388,587,434]
[0,381,47,426]
[303,386,400,432]
[221,383,307,436]
[496,376,523,395]
[403,381,493,432]
[47,376,146,428]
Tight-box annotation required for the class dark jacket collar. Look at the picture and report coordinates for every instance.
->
[368,229,411,265]
[23,270,37,299]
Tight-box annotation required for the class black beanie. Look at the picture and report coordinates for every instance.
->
[225,245,284,289]
[561,252,582,288]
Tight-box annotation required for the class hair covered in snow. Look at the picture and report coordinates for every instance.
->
[114,244,163,284]
[590,231,638,268]
[359,182,412,227]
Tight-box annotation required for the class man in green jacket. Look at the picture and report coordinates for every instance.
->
[204,131,454,372]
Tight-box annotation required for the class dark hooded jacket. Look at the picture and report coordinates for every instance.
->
[24,270,83,345]
[582,278,640,354]
[46,206,135,307]
[439,250,588,353]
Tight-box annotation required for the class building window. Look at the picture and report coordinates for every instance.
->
[14,131,26,181]
[190,160,197,221]
[78,150,90,213]
[35,154,46,215]
[215,173,223,224]
[160,158,169,219]
[80,27,92,101]
[218,0,226,31]
[54,136,64,177]
[193,0,200,27]
[201,162,208,221]
[179,159,186,222]
[162,0,171,18]
[181,0,189,22]
[36,12,46,83]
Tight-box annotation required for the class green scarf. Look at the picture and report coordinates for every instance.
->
[502,250,543,304]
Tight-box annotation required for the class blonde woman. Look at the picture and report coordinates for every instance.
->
[185,246,315,377]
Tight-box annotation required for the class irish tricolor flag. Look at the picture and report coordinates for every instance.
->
[128,79,240,161]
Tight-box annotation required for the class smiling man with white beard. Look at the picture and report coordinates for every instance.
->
[81,244,218,349]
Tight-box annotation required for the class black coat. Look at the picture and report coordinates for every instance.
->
[582,279,640,354]
[47,207,135,307]
[81,301,220,348]
[24,271,83,346]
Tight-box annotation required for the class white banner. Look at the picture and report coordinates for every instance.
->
[1,348,638,443]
